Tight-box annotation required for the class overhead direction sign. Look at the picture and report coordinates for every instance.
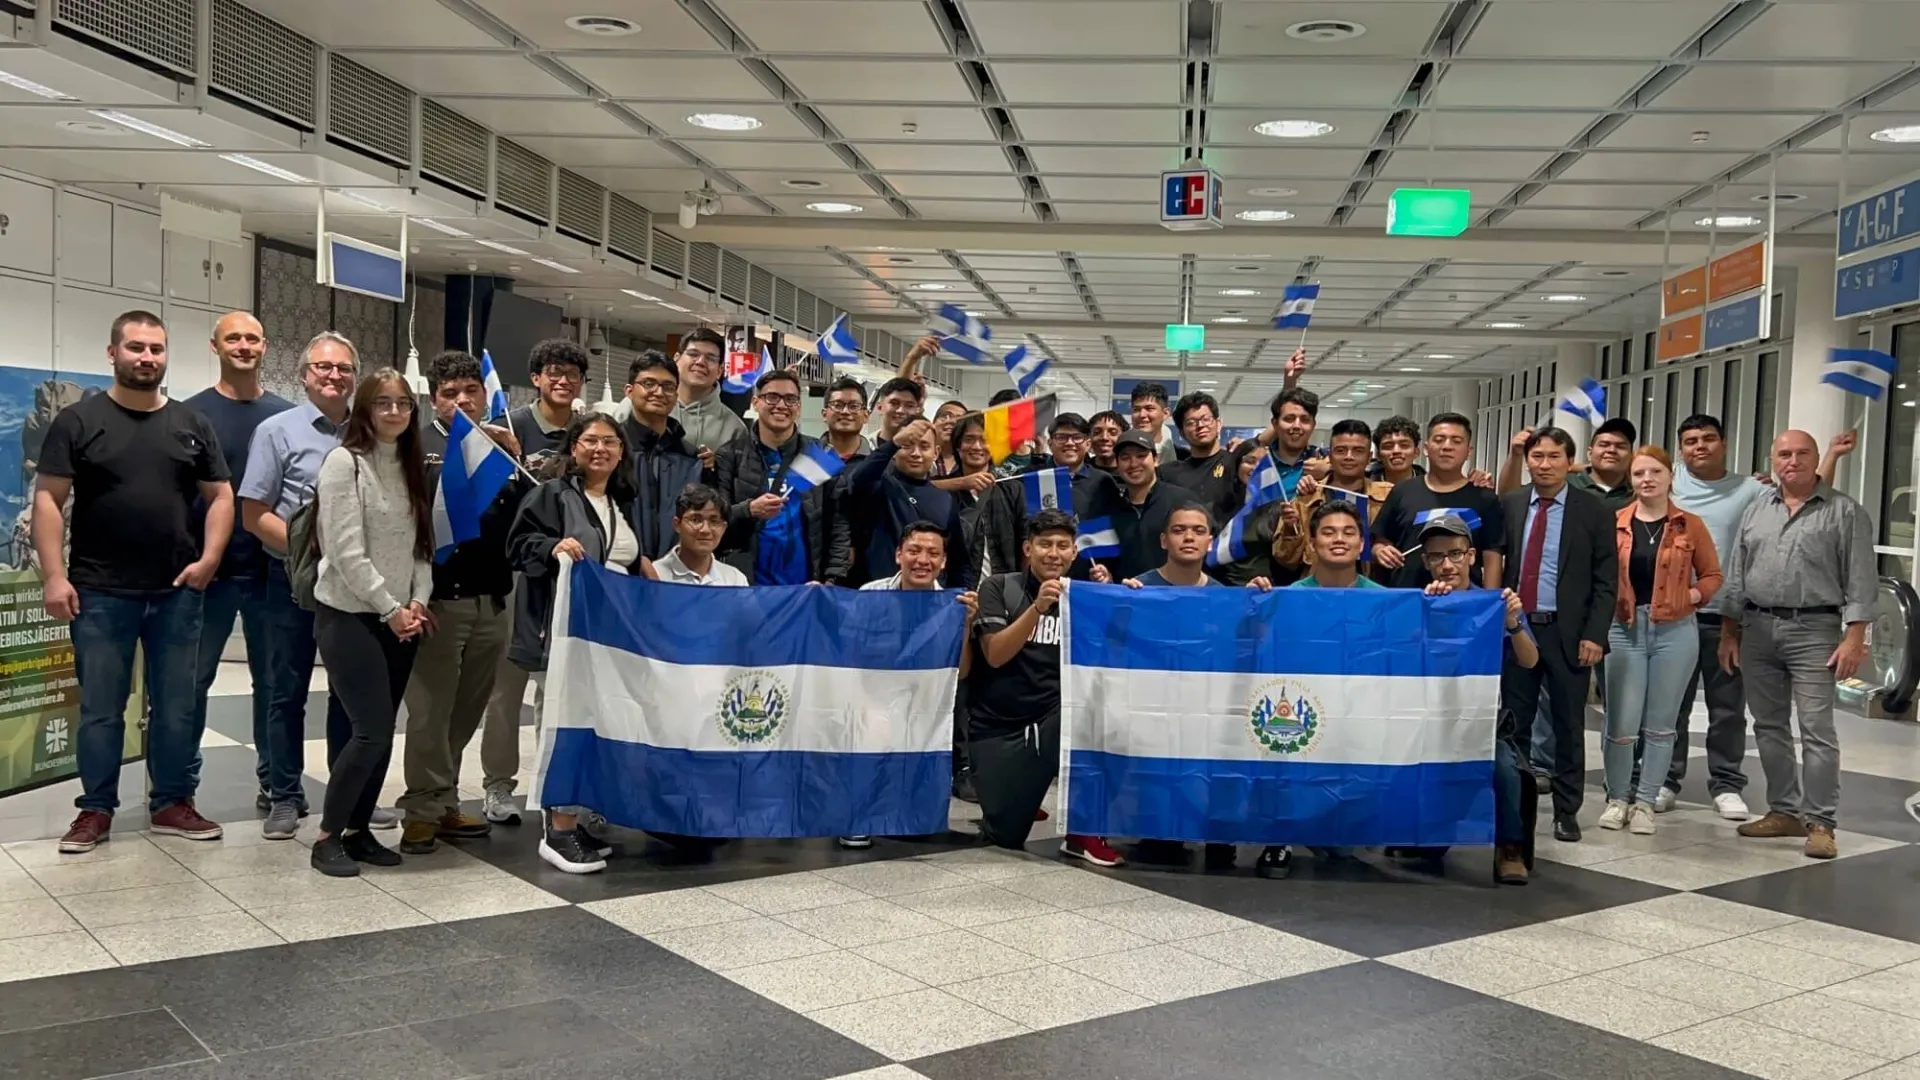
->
[1165,323,1206,352]
[1385,188,1470,237]
[1836,170,1920,319]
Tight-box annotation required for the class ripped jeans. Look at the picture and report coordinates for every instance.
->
[1603,608,1699,805]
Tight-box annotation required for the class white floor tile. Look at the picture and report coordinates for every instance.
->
[6,831,168,869]
[889,882,1061,930]
[816,859,974,898]
[57,880,239,930]
[945,962,1153,1029]
[854,928,1048,987]
[355,846,507,891]
[1551,906,1744,953]
[908,848,1066,884]
[1509,973,1727,1039]
[971,909,1156,964]
[0,930,117,983]
[647,915,836,972]
[0,896,82,941]
[994,867,1155,910]
[160,841,315,881]
[1600,955,1801,1012]
[807,987,1027,1061]
[702,872,872,916]
[1585,849,1799,891]
[1747,920,1920,971]
[1475,922,1659,975]
[774,898,951,949]
[1652,1015,1888,1080]
[1678,936,1876,991]
[208,868,380,909]
[89,910,283,965]
[1077,894,1252,943]
[1381,939,1583,998]
[249,893,435,942]
[385,877,568,922]
[0,868,48,903]
[1818,966,1920,1021]
[1179,925,1362,981]
[1851,1061,1920,1080]
[1061,943,1260,1004]
[724,949,928,1013]
[1740,992,1920,1060]
[25,849,197,898]
[1626,893,1804,935]
[582,889,756,936]
[824,1067,932,1080]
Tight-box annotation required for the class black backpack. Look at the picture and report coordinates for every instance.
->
[284,454,357,612]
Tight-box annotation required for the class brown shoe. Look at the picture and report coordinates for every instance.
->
[399,821,438,854]
[59,810,112,853]
[149,800,223,840]
[1495,844,1529,886]
[436,811,492,840]
[1805,823,1838,860]
[1737,811,1808,838]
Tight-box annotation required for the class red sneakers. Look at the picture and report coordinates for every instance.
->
[149,801,224,841]
[59,810,112,854]
[1061,834,1125,867]
[1034,807,1050,822]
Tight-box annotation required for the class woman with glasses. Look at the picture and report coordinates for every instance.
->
[1600,446,1722,835]
[508,413,649,873]
[309,371,436,877]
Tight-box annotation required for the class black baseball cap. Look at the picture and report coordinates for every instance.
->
[1417,514,1473,543]
[1049,412,1091,436]
[1593,417,1637,444]
[1114,430,1157,455]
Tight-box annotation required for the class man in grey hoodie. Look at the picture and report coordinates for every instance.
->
[668,327,748,466]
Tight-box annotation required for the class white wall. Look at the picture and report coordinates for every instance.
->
[0,165,252,395]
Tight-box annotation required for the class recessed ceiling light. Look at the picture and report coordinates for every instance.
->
[565,14,640,36]
[1208,349,1232,354]
[1235,209,1296,222]
[911,282,953,291]
[473,238,531,256]
[687,112,763,132]
[336,190,404,213]
[531,257,579,274]
[658,302,692,313]
[886,255,916,264]
[1540,294,1587,303]
[1399,366,1423,372]
[1286,19,1367,42]
[1695,214,1762,228]
[1247,186,1299,198]
[1214,316,1248,324]
[0,69,76,100]
[1218,288,1262,297]
[1600,269,1631,276]
[1205,362,1226,367]
[782,178,828,190]
[410,217,471,237]
[1231,264,1264,272]
[621,288,661,301]
[1750,192,1804,203]
[1486,322,1530,329]
[220,153,313,183]
[1252,119,1336,139]
[55,119,128,136]
[806,201,863,214]
[1870,124,1920,144]
[1425,353,1456,360]
[89,109,209,147]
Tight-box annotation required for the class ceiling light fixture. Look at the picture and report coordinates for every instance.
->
[220,153,313,183]
[1425,353,1456,360]
[621,288,661,301]
[1235,209,1296,222]
[658,301,692,313]
[1252,119,1336,139]
[1218,288,1262,297]
[1247,186,1299,198]
[410,218,471,237]
[1751,192,1804,203]
[473,238,531,256]
[806,201,864,214]
[531,257,579,274]
[911,282,953,291]
[1695,214,1762,228]
[886,256,916,264]
[1399,366,1423,372]
[782,178,828,190]
[0,70,76,100]
[1600,269,1631,276]
[56,119,128,137]
[336,190,404,213]
[1540,294,1587,303]
[1286,18,1367,42]
[564,14,640,36]
[1205,362,1226,367]
[89,109,209,147]
[1214,316,1248,324]
[1870,124,1920,144]
[1231,264,1264,272]
[1208,349,1232,354]
[1486,322,1529,329]
[687,112,762,132]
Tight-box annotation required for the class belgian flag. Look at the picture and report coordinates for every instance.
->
[980,393,1058,464]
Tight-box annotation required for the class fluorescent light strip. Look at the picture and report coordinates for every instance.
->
[473,238,530,256]
[621,289,661,301]
[409,217,470,237]
[88,110,209,147]
[531,257,579,274]
[220,153,314,183]
[0,70,76,100]
[336,190,403,213]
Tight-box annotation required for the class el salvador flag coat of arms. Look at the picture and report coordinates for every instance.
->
[531,558,968,838]
[1060,583,1506,847]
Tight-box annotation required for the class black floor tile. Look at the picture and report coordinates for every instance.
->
[411,998,637,1075]
[1823,769,1920,843]
[440,905,633,957]
[1700,841,1920,944]
[1300,1001,1542,1080]
[0,1007,208,1080]
[280,923,502,982]
[0,947,335,1037]
[125,1026,463,1080]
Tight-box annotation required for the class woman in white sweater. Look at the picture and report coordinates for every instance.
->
[310,369,436,877]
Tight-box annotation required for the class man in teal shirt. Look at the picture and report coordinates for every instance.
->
[1290,500,1385,590]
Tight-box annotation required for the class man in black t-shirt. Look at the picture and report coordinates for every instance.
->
[505,338,584,474]
[36,310,235,854]
[970,510,1123,867]
[1371,412,1506,589]
[1161,391,1258,529]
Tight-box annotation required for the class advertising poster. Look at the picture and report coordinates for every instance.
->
[0,367,144,798]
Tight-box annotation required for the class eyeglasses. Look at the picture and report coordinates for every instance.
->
[680,350,722,366]
[757,392,801,408]
[308,362,356,377]
[541,369,583,384]
[1051,433,1089,445]
[1421,549,1472,565]
[371,397,415,413]
[825,401,866,413]
[632,378,677,394]
[575,435,621,450]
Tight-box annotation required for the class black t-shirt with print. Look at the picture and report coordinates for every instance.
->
[1371,477,1506,589]
[36,393,230,595]
[968,571,1062,738]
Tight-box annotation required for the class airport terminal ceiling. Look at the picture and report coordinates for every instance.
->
[1,0,1917,408]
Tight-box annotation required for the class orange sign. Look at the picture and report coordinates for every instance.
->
[1662,266,1706,319]
[1708,238,1768,303]
[1657,314,1703,363]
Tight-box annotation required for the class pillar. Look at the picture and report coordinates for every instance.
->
[1785,264,1846,448]
[1448,378,1478,419]
[1551,342,1599,451]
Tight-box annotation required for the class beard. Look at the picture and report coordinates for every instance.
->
[114,361,165,391]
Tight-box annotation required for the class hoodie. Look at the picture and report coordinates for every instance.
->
[619,413,706,559]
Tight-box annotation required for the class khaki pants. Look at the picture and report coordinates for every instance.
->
[399,596,510,823]
[481,607,539,792]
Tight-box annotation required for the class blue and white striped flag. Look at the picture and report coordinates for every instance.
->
[1060,586,1506,846]
[1275,283,1320,330]
[431,410,517,562]
[1245,452,1298,510]
[1557,377,1607,424]
[817,313,861,364]
[1322,486,1371,562]
[931,304,994,365]
[724,344,775,396]
[780,442,847,495]
[1020,466,1073,515]
[532,559,966,837]
[1003,344,1051,396]
[480,349,509,421]
[1822,347,1898,401]
[1205,508,1250,569]
[1075,516,1122,558]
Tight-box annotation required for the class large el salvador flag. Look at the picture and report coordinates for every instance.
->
[531,558,969,838]
[1061,584,1506,847]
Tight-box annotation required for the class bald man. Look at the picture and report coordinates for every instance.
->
[1717,430,1875,860]
[184,313,292,802]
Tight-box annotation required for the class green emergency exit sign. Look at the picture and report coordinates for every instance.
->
[1165,323,1206,351]
[1386,188,1471,237]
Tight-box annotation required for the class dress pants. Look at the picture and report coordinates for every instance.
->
[1501,621,1591,819]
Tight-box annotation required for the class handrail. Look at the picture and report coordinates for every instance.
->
[1879,576,1920,714]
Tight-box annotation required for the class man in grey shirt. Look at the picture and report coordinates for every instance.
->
[1717,429,1875,860]
[669,326,747,464]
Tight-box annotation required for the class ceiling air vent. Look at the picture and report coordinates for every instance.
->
[795,289,820,333]
[421,99,488,198]
[608,195,650,264]
[328,55,413,167]
[1284,19,1366,42]
[651,230,686,281]
[56,0,196,74]
[209,0,314,125]
[687,243,720,292]
[749,265,774,315]
[774,278,796,323]
[720,250,749,303]
[495,138,554,224]
[556,169,606,244]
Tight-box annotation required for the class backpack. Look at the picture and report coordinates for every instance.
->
[284,453,357,612]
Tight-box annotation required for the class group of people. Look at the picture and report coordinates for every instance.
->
[35,308,1873,888]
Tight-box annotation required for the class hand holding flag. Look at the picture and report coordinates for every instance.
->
[433,410,518,562]
[931,304,994,366]
[1020,466,1073,515]
[1275,283,1319,330]
[817,314,861,364]
[1076,516,1122,558]
[1822,347,1897,401]
[780,442,848,495]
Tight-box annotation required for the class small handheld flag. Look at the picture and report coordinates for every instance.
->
[1323,486,1371,562]
[1244,453,1299,510]
[817,314,861,363]
[1275,283,1320,330]
[433,410,517,562]
[931,304,994,365]
[1557,378,1607,424]
[1021,466,1073,515]
[1205,508,1250,569]
[1822,347,1898,401]
[724,344,774,395]
[780,442,847,496]
[1076,516,1122,558]
[1003,344,1051,397]
[480,350,509,421]
[980,393,1059,463]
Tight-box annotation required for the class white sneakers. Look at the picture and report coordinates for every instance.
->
[1628,803,1656,835]
[1714,792,1751,821]
[1598,800,1629,831]
[1652,786,1678,813]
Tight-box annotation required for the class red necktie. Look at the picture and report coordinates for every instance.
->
[1518,497,1550,612]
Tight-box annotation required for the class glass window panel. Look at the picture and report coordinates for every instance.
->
[1750,351,1778,475]
[1878,323,1920,551]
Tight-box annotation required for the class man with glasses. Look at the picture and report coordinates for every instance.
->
[713,369,825,584]
[622,352,707,559]
[1164,391,1258,529]
[669,327,748,467]
[507,339,589,474]
[820,376,872,462]
[237,331,371,839]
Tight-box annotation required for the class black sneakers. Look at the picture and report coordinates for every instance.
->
[1256,845,1292,879]
[311,836,358,877]
[342,830,403,867]
[540,829,608,874]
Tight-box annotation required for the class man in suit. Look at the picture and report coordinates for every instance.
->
[1501,426,1617,842]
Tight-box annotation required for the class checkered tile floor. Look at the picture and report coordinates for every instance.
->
[4,681,1920,1079]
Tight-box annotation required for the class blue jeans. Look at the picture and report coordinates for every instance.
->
[191,575,273,792]
[260,560,351,806]
[71,587,203,814]
[1604,609,1699,804]
[1494,738,1523,845]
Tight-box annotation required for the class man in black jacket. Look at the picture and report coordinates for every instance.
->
[401,351,532,853]
[712,369,825,582]
[1102,430,1198,581]
[619,351,707,559]
[831,418,972,588]
[1501,426,1618,843]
